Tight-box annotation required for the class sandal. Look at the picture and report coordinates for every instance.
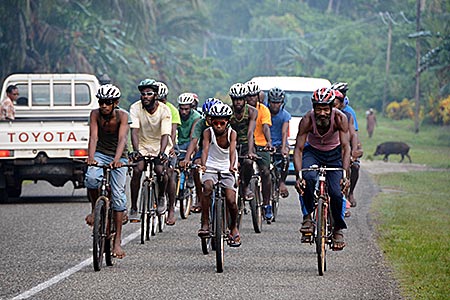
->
[299,219,315,234]
[122,210,129,225]
[280,185,289,198]
[190,205,202,213]
[331,229,346,251]
[227,233,241,247]
[198,228,210,238]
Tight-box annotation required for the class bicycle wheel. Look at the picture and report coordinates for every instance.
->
[179,172,192,219]
[150,182,159,236]
[93,196,107,271]
[105,207,115,266]
[316,195,327,276]
[236,191,244,230]
[140,182,150,244]
[271,171,280,222]
[249,178,263,233]
[215,192,224,273]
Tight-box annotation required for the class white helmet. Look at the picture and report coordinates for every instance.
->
[209,103,233,118]
[177,92,195,105]
[245,80,260,96]
[96,84,121,100]
[229,83,247,99]
[155,82,168,99]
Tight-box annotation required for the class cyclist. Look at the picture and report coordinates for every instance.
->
[84,84,130,259]
[129,79,173,223]
[154,81,180,225]
[228,83,258,201]
[177,93,202,159]
[293,87,350,251]
[267,87,291,198]
[244,80,273,220]
[198,102,241,247]
[331,82,362,208]
[180,97,222,213]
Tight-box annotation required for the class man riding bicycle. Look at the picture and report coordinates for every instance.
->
[198,102,241,247]
[180,98,222,213]
[84,84,130,259]
[228,83,258,201]
[128,79,174,224]
[244,80,273,220]
[293,87,350,250]
[177,93,201,159]
[267,86,291,199]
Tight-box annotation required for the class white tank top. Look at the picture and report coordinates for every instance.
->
[205,127,237,171]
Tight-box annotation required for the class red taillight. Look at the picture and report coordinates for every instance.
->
[0,150,13,157]
[71,149,88,157]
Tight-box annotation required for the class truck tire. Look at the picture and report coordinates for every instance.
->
[6,184,22,198]
[0,188,8,203]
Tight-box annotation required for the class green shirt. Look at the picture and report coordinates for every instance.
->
[178,109,201,145]
[192,118,209,149]
[165,102,181,125]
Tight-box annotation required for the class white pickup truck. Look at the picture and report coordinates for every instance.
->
[0,74,101,201]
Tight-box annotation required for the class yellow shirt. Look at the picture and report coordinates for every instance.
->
[254,103,271,146]
[129,101,173,156]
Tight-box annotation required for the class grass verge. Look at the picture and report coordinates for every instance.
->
[371,171,450,299]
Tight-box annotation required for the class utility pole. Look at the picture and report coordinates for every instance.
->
[414,0,421,133]
[381,12,394,116]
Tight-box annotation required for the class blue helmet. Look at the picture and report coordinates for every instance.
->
[202,98,222,116]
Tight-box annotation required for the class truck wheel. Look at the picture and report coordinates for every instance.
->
[0,189,8,202]
[7,185,22,198]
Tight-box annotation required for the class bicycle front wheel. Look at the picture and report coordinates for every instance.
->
[249,178,263,233]
[93,196,108,271]
[179,172,193,219]
[271,172,280,222]
[105,206,115,266]
[316,196,327,276]
[140,182,150,244]
[215,194,224,273]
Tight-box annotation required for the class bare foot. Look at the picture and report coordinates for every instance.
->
[85,213,94,226]
[280,182,289,198]
[166,210,176,226]
[112,244,126,259]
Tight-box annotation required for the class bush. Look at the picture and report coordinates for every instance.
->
[386,99,414,120]
[428,95,450,125]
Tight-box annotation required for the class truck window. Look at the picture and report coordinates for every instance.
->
[15,83,29,106]
[285,91,312,117]
[75,83,91,105]
[32,84,50,106]
[54,83,71,106]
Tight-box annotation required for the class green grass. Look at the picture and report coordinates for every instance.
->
[372,171,450,299]
[359,114,450,299]
[356,113,450,168]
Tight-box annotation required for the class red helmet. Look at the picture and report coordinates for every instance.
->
[311,87,336,106]
[333,89,345,102]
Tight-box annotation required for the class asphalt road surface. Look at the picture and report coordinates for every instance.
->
[0,166,402,300]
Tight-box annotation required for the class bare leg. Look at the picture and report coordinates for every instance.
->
[112,210,126,259]
[85,188,98,226]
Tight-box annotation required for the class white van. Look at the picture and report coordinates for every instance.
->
[249,76,331,173]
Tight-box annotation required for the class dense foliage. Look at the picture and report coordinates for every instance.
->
[1,0,449,124]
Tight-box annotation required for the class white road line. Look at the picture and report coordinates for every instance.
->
[11,230,140,300]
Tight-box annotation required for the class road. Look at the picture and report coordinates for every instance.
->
[0,166,402,300]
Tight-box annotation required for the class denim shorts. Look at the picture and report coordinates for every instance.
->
[84,152,128,212]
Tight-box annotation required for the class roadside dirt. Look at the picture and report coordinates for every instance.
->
[361,159,437,174]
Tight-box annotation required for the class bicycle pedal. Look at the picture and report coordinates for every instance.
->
[301,235,312,243]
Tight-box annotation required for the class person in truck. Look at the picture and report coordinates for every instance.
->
[1,85,19,121]
[84,84,131,259]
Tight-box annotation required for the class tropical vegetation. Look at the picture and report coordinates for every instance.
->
[1,0,449,127]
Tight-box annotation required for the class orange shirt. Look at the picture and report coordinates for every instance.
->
[254,103,271,146]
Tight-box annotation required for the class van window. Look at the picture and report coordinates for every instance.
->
[32,84,50,106]
[75,83,91,105]
[54,83,71,105]
[284,91,312,117]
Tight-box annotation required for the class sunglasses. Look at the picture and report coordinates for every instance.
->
[212,120,227,127]
[98,99,115,106]
[141,91,155,97]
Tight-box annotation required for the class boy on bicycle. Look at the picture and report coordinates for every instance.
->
[198,102,241,247]
[85,84,130,259]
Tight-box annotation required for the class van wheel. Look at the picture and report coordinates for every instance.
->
[0,189,8,202]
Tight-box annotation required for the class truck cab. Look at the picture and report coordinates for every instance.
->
[0,74,101,201]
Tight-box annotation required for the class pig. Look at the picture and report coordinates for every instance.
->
[374,142,411,163]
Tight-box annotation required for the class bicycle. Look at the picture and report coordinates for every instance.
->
[299,164,344,276]
[174,150,195,219]
[269,152,288,222]
[236,155,263,233]
[89,163,135,272]
[137,155,167,244]
[199,169,237,273]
